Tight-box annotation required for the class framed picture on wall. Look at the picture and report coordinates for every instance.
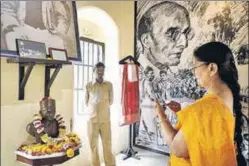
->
[0,1,81,61]
[16,39,47,59]
[134,1,249,155]
[49,48,68,61]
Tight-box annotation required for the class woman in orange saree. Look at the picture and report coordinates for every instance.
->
[155,42,247,166]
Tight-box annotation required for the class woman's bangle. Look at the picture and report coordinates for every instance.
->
[158,118,168,124]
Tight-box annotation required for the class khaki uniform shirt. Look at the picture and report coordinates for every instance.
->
[85,80,113,123]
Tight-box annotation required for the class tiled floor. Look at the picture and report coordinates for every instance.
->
[102,147,169,166]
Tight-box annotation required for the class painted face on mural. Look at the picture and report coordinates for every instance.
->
[146,70,155,81]
[150,11,190,66]
[241,101,248,118]
[160,71,167,81]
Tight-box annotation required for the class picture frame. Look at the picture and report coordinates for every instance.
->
[49,48,68,61]
[134,1,249,156]
[16,39,47,59]
[0,1,81,61]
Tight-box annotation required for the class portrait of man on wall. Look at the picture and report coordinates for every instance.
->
[135,1,248,155]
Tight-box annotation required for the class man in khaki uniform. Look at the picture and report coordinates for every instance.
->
[85,62,116,166]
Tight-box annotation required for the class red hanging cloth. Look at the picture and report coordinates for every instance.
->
[120,63,140,126]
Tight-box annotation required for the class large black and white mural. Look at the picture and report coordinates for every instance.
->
[0,1,81,61]
[134,1,249,158]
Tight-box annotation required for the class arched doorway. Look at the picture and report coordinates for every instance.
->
[72,6,121,165]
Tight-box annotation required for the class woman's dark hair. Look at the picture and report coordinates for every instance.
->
[194,42,246,166]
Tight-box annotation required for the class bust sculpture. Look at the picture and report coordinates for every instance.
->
[26,97,66,144]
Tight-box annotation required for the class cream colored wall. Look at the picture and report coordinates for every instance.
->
[77,1,135,58]
[1,1,135,166]
[78,19,105,42]
[238,65,249,89]
[1,58,74,166]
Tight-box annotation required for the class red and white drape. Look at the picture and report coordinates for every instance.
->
[120,63,140,126]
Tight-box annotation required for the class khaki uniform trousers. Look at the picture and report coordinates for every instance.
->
[87,121,115,166]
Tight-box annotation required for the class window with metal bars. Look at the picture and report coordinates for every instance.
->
[74,37,105,114]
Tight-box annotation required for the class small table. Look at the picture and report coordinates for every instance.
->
[15,148,80,166]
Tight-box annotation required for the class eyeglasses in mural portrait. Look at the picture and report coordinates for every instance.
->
[134,1,248,157]
[0,1,81,61]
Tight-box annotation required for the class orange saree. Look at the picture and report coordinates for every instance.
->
[170,93,237,166]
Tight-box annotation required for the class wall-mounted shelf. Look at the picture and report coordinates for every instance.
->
[7,57,72,65]
[7,57,72,100]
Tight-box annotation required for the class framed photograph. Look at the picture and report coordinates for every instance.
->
[49,48,68,61]
[134,1,248,155]
[16,39,47,59]
[0,1,81,61]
